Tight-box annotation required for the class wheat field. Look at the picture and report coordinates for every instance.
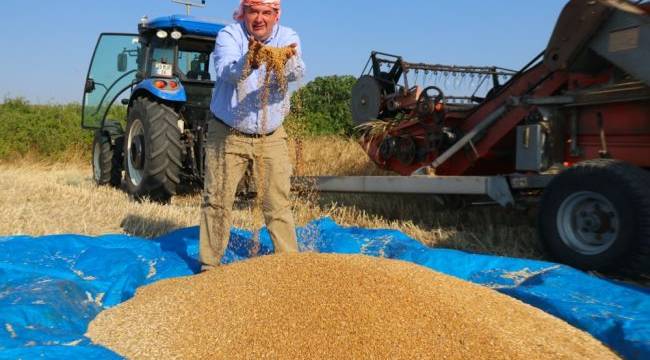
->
[0,137,542,260]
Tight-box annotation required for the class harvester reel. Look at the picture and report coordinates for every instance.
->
[352,75,383,126]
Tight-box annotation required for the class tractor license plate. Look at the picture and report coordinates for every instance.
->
[153,62,173,77]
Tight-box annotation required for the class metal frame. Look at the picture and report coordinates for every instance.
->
[81,33,139,130]
[172,0,206,16]
[291,174,558,207]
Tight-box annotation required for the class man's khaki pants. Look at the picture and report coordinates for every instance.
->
[199,119,299,267]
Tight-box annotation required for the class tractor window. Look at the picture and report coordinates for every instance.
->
[178,38,214,82]
[151,48,174,77]
[152,47,175,65]
[82,33,139,129]
[149,38,175,77]
[179,51,211,81]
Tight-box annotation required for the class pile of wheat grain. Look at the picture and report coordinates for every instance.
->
[242,43,294,93]
[86,253,618,359]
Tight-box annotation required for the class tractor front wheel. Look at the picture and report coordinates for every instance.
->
[124,97,182,203]
[538,159,650,274]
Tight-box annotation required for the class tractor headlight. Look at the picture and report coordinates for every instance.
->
[171,31,182,40]
[156,30,168,39]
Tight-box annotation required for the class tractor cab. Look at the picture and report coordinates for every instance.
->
[82,15,224,130]
[133,15,222,110]
[82,15,226,201]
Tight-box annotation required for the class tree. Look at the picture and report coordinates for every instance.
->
[286,75,357,136]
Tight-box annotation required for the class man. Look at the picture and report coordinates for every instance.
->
[200,0,305,270]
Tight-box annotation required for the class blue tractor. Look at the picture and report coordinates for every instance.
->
[82,15,225,202]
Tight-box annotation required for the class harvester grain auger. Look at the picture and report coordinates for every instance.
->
[308,0,650,273]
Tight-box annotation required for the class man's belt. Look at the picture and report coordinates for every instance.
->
[214,117,276,138]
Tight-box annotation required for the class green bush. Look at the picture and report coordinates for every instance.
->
[286,75,357,136]
[0,98,132,160]
[0,98,92,160]
[0,74,360,159]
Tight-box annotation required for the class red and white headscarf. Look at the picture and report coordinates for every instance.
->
[233,0,282,21]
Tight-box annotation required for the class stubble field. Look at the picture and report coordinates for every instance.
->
[0,136,543,261]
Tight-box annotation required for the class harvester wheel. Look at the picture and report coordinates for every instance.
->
[124,97,182,203]
[538,159,650,274]
[92,120,124,187]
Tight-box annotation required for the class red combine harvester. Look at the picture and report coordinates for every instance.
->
[308,0,650,273]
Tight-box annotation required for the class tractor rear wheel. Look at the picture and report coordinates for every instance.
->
[124,97,182,203]
[92,120,124,187]
[538,159,650,274]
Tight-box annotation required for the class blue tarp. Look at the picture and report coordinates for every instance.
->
[1,218,648,359]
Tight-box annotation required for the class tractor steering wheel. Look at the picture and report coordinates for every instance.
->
[416,86,445,119]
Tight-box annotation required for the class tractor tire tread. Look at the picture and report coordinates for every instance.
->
[539,159,650,275]
[93,130,122,188]
[125,97,183,202]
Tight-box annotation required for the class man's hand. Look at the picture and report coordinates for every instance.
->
[285,43,298,62]
[247,36,263,69]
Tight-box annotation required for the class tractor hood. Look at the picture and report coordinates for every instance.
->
[141,15,226,38]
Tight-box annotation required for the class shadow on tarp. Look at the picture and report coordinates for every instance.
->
[120,213,180,238]
[0,218,648,359]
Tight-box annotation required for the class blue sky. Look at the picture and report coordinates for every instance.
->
[0,0,568,104]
